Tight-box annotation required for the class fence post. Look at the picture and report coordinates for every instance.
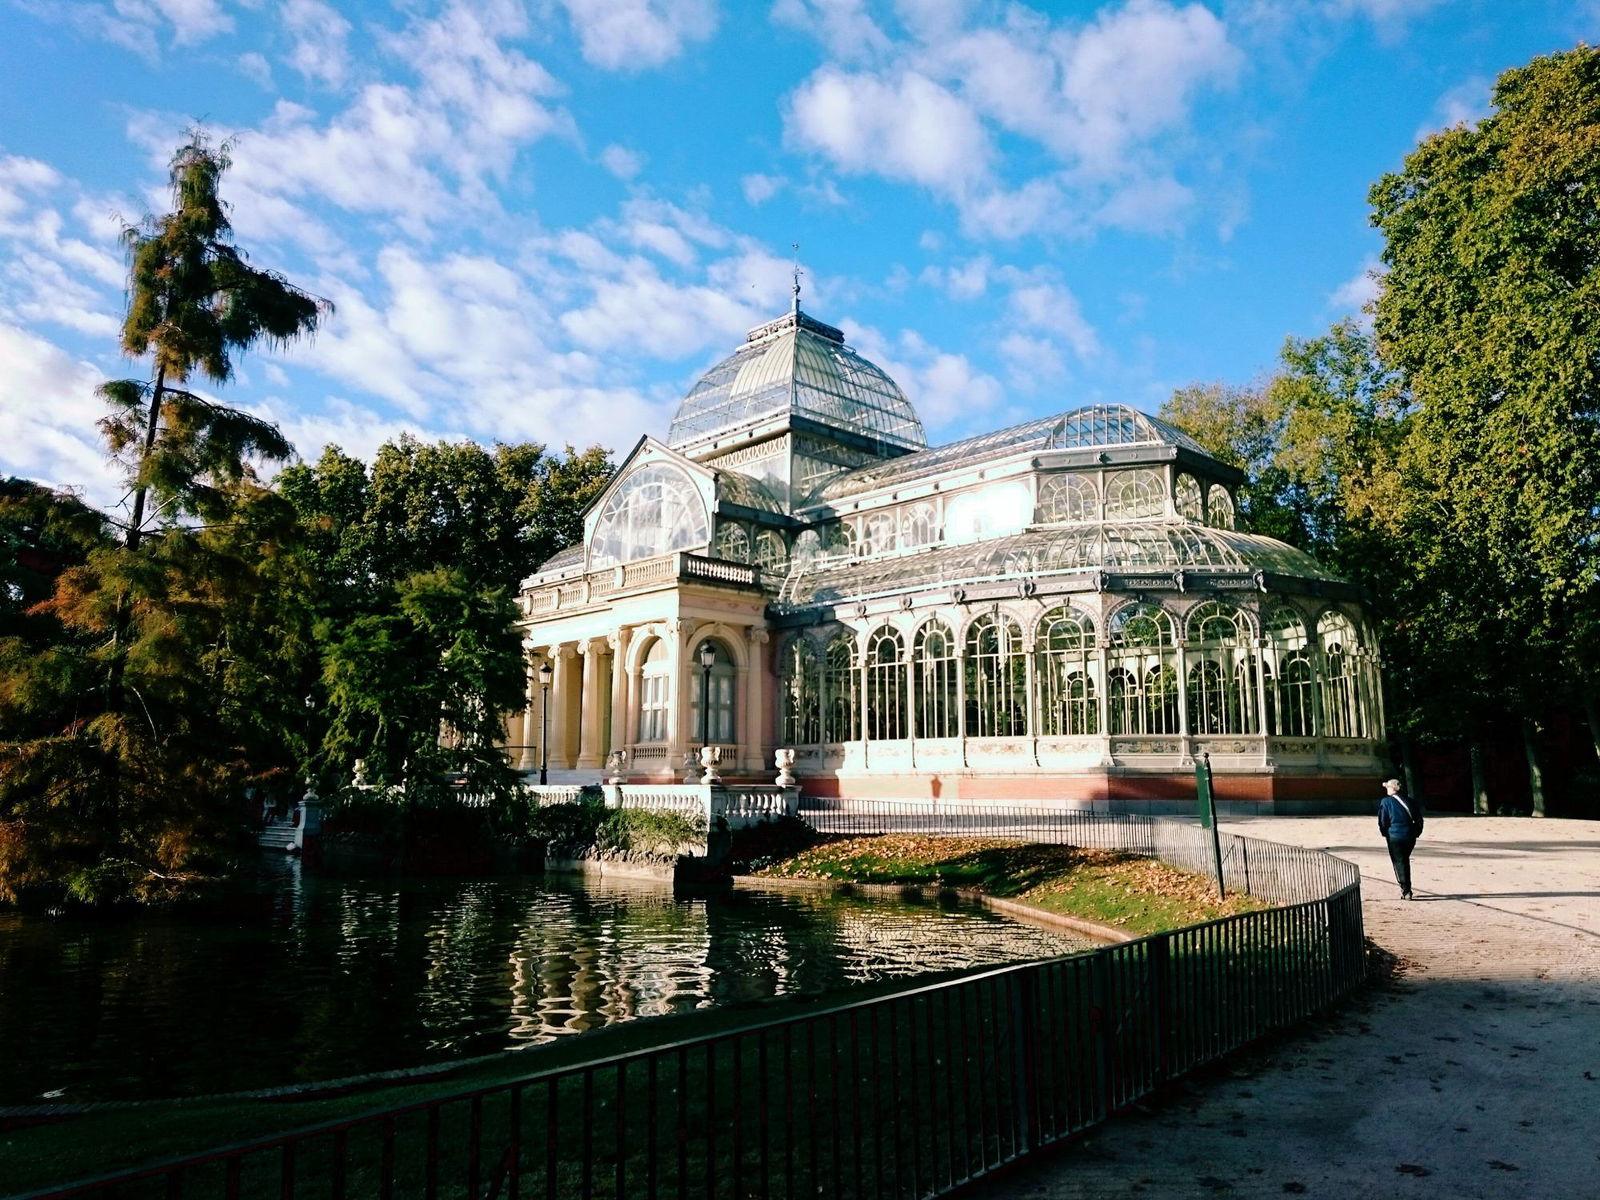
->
[1149,936,1171,1085]
[1090,950,1114,1119]
[1010,968,1041,1154]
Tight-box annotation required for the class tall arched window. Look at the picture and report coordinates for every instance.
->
[1107,603,1179,735]
[1104,469,1165,520]
[1317,611,1366,738]
[1206,486,1235,530]
[688,640,736,744]
[1035,606,1098,736]
[863,511,897,556]
[1036,474,1098,524]
[1262,606,1313,737]
[753,529,789,573]
[638,639,671,743]
[900,502,939,548]
[716,523,750,562]
[1175,474,1203,521]
[1184,601,1258,735]
[866,627,907,740]
[913,620,958,738]
[965,614,1027,737]
[589,462,710,567]
[780,639,820,746]
[821,634,860,743]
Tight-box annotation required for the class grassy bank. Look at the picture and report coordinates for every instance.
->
[757,836,1266,936]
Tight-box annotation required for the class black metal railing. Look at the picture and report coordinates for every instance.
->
[15,808,1365,1200]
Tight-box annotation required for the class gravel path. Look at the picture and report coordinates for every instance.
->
[965,816,1600,1200]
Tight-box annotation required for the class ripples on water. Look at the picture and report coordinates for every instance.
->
[0,861,1091,1103]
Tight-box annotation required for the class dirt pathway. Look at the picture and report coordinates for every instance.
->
[965,816,1600,1200]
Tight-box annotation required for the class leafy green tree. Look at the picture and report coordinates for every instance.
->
[0,133,326,904]
[319,569,525,808]
[1370,46,1600,807]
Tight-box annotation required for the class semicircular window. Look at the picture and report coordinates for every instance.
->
[589,463,710,568]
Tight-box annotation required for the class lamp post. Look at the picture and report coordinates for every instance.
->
[538,659,553,785]
[698,641,716,754]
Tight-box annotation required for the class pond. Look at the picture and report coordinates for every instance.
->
[0,861,1094,1104]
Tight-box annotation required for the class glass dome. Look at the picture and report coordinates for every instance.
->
[667,310,927,451]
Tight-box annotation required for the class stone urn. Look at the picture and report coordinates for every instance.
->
[699,744,723,783]
[604,748,629,784]
[774,748,797,787]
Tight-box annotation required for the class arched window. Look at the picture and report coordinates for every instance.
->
[1036,474,1098,524]
[1175,474,1203,521]
[1107,603,1179,735]
[863,511,897,556]
[688,640,736,744]
[1207,486,1235,530]
[965,613,1027,738]
[1317,611,1366,739]
[866,627,907,740]
[753,529,789,573]
[821,634,860,743]
[1035,606,1098,736]
[900,502,939,548]
[638,639,671,743]
[1262,606,1313,737]
[780,639,820,746]
[716,523,750,562]
[1184,600,1258,735]
[589,462,709,567]
[822,522,853,556]
[913,620,958,738]
[1104,469,1165,520]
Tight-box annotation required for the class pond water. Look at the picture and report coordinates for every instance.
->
[0,861,1092,1104]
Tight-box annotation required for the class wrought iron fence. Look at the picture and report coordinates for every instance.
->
[16,809,1365,1200]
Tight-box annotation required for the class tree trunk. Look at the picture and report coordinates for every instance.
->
[1522,719,1546,818]
[1399,731,1421,806]
[1583,688,1600,768]
[1469,741,1490,815]
[124,365,166,551]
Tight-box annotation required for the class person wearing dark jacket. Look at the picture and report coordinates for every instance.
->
[1378,778,1424,899]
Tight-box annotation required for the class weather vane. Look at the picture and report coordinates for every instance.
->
[791,241,802,314]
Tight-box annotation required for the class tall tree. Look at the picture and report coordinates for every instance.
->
[0,133,327,904]
[1370,46,1600,804]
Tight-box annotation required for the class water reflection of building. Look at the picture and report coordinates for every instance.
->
[506,295,1387,811]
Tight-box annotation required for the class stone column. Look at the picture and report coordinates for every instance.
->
[550,644,576,770]
[608,627,632,762]
[1174,637,1192,763]
[665,619,692,766]
[1253,635,1272,765]
[744,627,769,773]
[1022,630,1038,764]
[577,637,607,769]
[517,644,540,770]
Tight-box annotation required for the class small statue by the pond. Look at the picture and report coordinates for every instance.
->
[774,748,796,787]
[681,751,700,783]
[699,744,722,783]
[351,758,370,789]
[604,748,628,783]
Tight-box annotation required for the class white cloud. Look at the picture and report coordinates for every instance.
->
[846,322,1005,431]
[1000,272,1099,360]
[556,0,717,71]
[0,322,117,503]
[1415,76,1489,141]
[1329,255,1382,313]
[786,67,993,194]
[741,173,785,204]
[237,51,274,88]
[779,0,1241,239]
[919,255,990,300]
[1325,0,1441,34]
[283,0,353,89]
[600,144,645,179]
[770,0,891,63]
[25,0,233,54]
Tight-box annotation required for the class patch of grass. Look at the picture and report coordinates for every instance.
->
[525,801,706,862]
[758,835,1265,937]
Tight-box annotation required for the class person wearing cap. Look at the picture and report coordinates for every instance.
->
[1377,778,1424,899]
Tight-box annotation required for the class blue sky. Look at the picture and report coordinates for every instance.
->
[0,0,1594,505]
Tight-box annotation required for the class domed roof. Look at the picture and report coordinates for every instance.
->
[667,308,927,452]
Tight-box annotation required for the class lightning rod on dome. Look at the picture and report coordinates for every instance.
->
[791,241,802,315]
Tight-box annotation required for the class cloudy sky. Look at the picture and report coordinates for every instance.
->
[0,0,1592,505]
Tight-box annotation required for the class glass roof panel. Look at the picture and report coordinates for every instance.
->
[667,311,927,451]
[776,522,1341,609]
[816,403,1213,502]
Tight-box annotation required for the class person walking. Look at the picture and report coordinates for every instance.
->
[1378,778,1423,899]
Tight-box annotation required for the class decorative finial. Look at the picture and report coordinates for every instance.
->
[791,242,802,315]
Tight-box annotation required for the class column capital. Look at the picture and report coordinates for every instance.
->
[578,636,607,657]
[747,626,770,646]
[556,642,578,660]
